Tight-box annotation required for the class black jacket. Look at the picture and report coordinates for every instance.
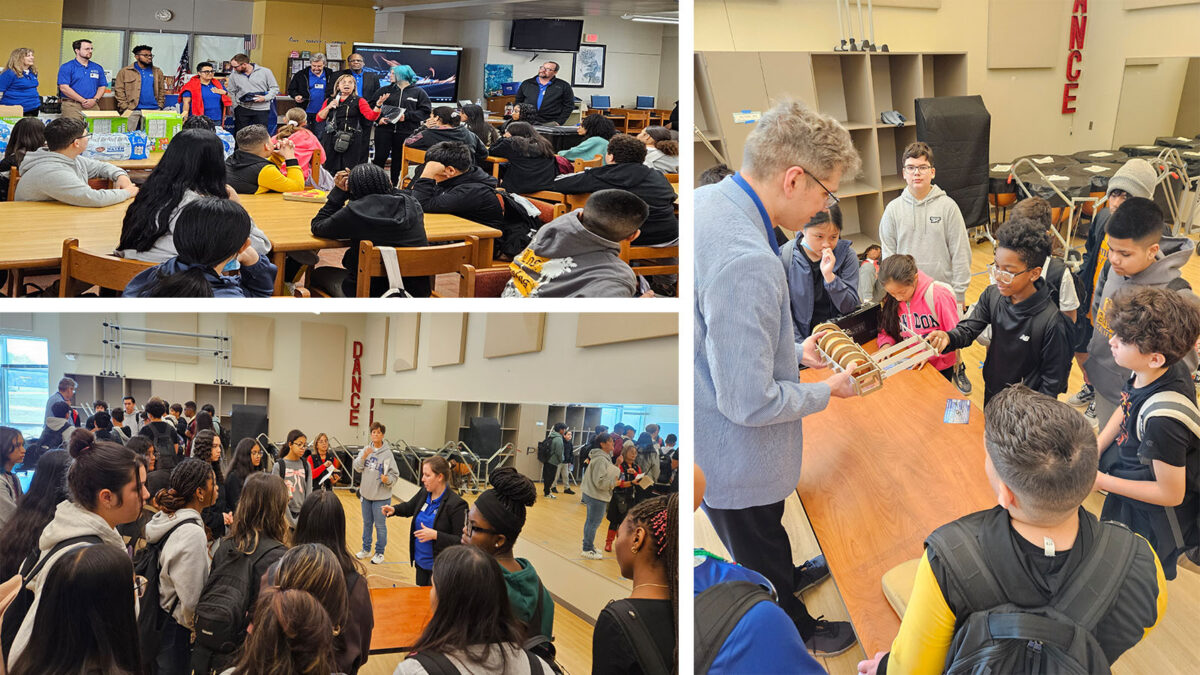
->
[404,125,489,166]
[551,163,679,245]
[310,186,431,297]
[514,77,575,125]
[487,137,558,194]
[286,68,330,108]
[409,167,505,231]
[330,69,382,104]
[374,84,432,139]
[944,281,1072,403]
[386,487,468,565]
[225,149,301,195]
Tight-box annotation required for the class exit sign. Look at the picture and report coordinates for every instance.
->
[584,34,598,43]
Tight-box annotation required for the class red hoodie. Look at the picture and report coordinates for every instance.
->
[876,270,960,372]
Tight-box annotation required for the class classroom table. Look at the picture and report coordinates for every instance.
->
[108,151,164,171]
[0,194,500,296]
[796,360,995,656]
[368,586,433,654]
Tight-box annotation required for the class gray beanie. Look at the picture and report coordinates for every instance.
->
[1107,158,1156,199]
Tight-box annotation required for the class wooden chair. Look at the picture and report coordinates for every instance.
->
[664,173,679,184]
[472,266,513,298]
[397,146,426,188]
[619,240,680,279]
[485,155,507,180]
[6,166,18,201]
[309,145,324,186]
[59,238,155,297]
[622,110,651,134]
[523,190,589,212]
[524,196,567,223]
[605,108,628,130]
[572,156,602,172]
[356,238,478,298]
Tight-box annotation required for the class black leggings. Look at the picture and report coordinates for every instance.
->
[415,564,432,587]
[541,461,557,496]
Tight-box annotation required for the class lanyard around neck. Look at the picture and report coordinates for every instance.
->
[731,172,779,256]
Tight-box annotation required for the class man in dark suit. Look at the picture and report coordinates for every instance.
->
[514,61,575,125]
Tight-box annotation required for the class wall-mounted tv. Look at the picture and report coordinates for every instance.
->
[352,43,463,102]
[508,19,584,53]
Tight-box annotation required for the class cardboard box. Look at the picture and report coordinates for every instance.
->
[141,111,183,150]
[82,110,129,135]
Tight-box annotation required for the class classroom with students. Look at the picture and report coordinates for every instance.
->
[0,0,679,298]
[694,1,1200,673]
[0,311,679,674]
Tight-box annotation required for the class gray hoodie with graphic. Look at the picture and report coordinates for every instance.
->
[15,148,131,207]
[501,210,637,298]
[879,184,972,303]
[353,443,400,501]
[1086,235,1199,401]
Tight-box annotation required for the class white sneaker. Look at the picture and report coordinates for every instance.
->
[370,553,385,564]
[582,550,603,560]
[355,550,371,560]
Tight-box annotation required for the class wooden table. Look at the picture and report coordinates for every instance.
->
[0,194,500,296]
[108,151,164,170]
[368,586,433,654]
[796,361,994,655]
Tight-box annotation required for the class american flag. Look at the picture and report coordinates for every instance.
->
[173,42,191,94]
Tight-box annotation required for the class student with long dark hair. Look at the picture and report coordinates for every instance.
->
[219,588,338,675]
[0,426,25,529]
[224,438,267,513]
[264,544,351,671]
[461,467,555,642]
[637,126,679,174]
[487,120,557,194]
[7,438,149,663]
[0,449,69,580]
[461,103,499,147]
[372,64,433,184]
[146,458,215,673]
[875,253,960,380]
[594,494,678,675]
[194,428,232,540]
[123,196,277,297]
[117,129,269,262]
[397,545,552,674]
[278,429,312,526]
[560,113,614,162]
[7,545,143,675]
[0,117,44,201]
[292,491,373,674]
[381,455,467,585]
[500,103,536,135]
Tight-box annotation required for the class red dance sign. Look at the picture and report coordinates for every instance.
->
[349,341,363,426]
[1063,0,1087,114]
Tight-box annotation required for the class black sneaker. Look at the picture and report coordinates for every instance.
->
[1067,383,1095,407]
[793,555,831,595]
[551,486,559,493]
[803,617,857,656]
[1084,399,1096,419]
[953,362,972,395]
[564,488,576,495]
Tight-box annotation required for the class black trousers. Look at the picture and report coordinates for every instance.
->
[234,106,270,134]
[542,461,557,496]
[372,124,407,185]
[703,499,818,638]
[415,564,432,586]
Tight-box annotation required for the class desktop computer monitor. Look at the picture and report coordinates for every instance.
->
[590,95,611,109]
[636,96,655,109]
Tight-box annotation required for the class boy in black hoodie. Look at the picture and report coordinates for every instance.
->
[310,163,429,297]
[403,106,489,166]
[551,134,677,246]
[928,217,1072,404]
[225,124,305,194]
[408,141,505,232]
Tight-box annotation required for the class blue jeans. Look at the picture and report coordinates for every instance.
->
[156,615,192,674]
[361,497,389,555]
[581,494,608,552]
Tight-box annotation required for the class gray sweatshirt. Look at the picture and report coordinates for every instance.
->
[0,471,20,531]
[501,210,637,298]
[118,190,272,262]
[15,148,131,207]
[581,447,619,502]
[144,508,210,628]
[353,443,399,501]
[225,64,279,112]
[879,184,972,303]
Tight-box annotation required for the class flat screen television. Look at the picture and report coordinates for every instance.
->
[509,19,584,52]
[352,43,463,102]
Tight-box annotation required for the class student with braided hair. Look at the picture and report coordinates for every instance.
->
[461,467,555,642]
[193,428,232,540]
[594,493,678,674]
[145,457,215,672]
[309,162,429,297]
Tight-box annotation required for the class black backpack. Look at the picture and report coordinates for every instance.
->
[927,517,1139,674]
[1043,257,1087,315]
[600,598,670,675]
[407,648,547,675]
[192,537,286,656]
[521,579,563,674]
[694,580,775,674]
[135,519,202,669]
[536,436,554,464]
[495,189,541,259]
[0,535,103,660]
[146,422,177,469]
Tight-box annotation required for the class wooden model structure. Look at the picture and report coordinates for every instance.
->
[812,322,939,396]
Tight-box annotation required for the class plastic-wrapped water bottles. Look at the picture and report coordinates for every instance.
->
[81,131,150,161]
[215,128,235,158]
[0,120,11,154]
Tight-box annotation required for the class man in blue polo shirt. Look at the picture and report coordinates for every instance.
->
[114,46,165,132]
[57,39,108,121]
[286,53,329,137]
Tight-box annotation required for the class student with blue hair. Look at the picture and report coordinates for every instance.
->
[373,64,432,185]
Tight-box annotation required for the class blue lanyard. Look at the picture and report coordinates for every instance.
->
[731,172,779,256]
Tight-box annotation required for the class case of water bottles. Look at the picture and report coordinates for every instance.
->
[81,132,150,162]
[0,119,11,154]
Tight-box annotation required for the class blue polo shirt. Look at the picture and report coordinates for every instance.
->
[412,491,443,570]
[0,69,40,112]
[306,70,327,114]
[199,82,224,122]
[536,80,549,109]
[136,64,157,110]
[57,59,107,99]
[352,71,363,96]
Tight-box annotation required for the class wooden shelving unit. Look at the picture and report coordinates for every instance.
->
[695,50,968,247]
[66,373,269,429]
[443,401,604,481]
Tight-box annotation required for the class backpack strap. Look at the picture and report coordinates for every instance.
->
[694,580,774,675]
[1167,276,1192,293]
[376,247,412,298]
[22,534,104,582]
[407,651,459,675]
[601,599,670,675]
[924,519,1008,615]
[528,578,547,639]
[525,647,544,675]
[1051,521,1139,631]
[1135,391,1200,444]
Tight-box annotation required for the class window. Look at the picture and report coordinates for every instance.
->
[1,336,49,439]
[129,31,191,77]
[60,28,125,84]
[195,35,247,73]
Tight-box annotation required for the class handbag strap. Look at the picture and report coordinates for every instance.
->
[377,247,412,298]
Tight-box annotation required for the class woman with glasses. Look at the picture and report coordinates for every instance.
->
[780,203,861,340]
[180,61,231,125]
[459,467,555,643]
[380,455,466,586]
[277,429,313,526]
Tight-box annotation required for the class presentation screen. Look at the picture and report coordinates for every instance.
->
[352,43,463,102]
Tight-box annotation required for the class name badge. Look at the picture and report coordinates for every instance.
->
[406,97,418,102]
[313,83,324,90]
[90,72,99,79]
[420,503,428,512]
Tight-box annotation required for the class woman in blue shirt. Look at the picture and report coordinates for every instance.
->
[0,48,41,116]
[381,455,467,586]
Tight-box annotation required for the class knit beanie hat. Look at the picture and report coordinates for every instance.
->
[1107,158,1156,199]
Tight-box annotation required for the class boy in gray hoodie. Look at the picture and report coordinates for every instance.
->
[1086,197,1199,439]
[353,421,399,564]
[502,188,648,298]
[14,117,138,207]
